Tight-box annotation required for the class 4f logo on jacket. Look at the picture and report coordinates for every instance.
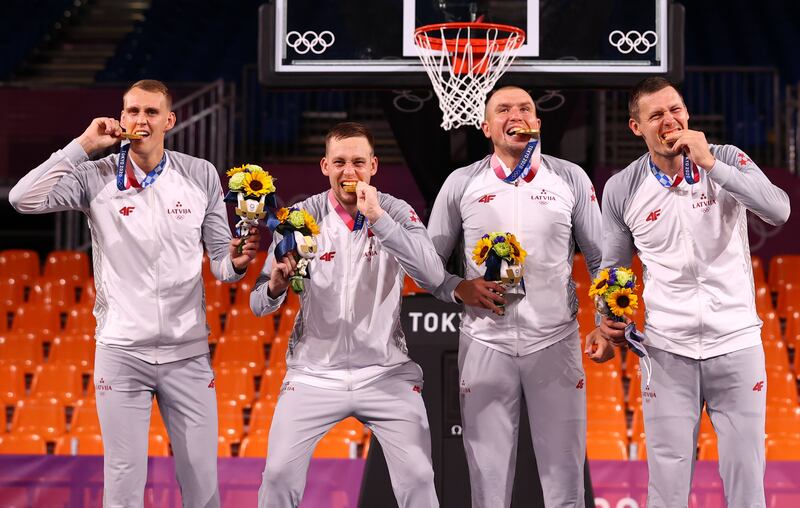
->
[645,209,662,222]
[319,251,336,262]
[477,194,496,203]
[752,381,765,392]
[119,206,135,216]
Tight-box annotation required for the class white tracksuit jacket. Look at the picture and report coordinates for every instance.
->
[601,145,790,359]
[427,153,603,356]
[9,139,242,363]
[250,190,446,390]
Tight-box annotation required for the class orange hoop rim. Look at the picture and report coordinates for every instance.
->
[414,22,526,52]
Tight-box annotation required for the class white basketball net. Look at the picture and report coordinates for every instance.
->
[415,24,525,130]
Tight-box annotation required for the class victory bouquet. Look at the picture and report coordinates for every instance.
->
[472,232,527,315]
[273,207,320,293]
[589,267,651,384]
[224,164,277,252]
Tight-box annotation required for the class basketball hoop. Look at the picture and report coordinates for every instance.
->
[414,22,525,130]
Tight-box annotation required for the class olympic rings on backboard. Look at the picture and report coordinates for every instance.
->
[392,90,434,113]
[535,90,565,112]
[608,30,658,55]
[286,30,335,55]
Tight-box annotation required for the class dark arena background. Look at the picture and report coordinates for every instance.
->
[1,0,800,506]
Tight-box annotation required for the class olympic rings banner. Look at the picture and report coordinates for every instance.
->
[1,457,799,506]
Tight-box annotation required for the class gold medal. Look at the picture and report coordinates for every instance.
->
[120,132,144,140]
[511,128,540,139]
[342,181,358,193]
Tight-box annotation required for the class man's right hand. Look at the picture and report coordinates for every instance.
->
[267,253,297,298]
[77,117,124,155]
[454,278,506,316]
[599,315,628,347]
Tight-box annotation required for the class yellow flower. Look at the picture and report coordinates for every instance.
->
[589,269,610,298]
[506,234,527,265]
[606,287,638,317]
[472,237,492,265]
[242,171,276,196]
[302,210,320,235]
[226,164,246,177]
[276,207,289,222]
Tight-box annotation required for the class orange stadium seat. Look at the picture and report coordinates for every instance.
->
[585,369,624,404]
[0,333,44,372]
[787,311,800,349]
[269,336,290,368]
[70,398,101,434]
[240,252,268,287]
[148,433,171,457]
[218,400,245,442]
[218,435,232,457]
[755,283,774,317]
[10,303,61,343]
[214,335,266,375]
[768,255,800,296]
[249,398,277,434]
[47,334,95,372]
[313,434,359,459]
[763,340,790,372]
[766,406,800,438]
[202,254,213,282]
[0,278,25,321]
[328,417,366,441]
[767,370,799,407]
[77,277,96,308]
[28,277,79,310]
[0,433,47,455]
[697,435,719,460]
[43,251,90,284]
[766,436,800,460]
[761,311,781,341]
[699,409,715,441]
[631,435,647,460]
[587,402,627,438]
[11,398,66,440]
[54,432,104,455]
[276,302,299,339]
[586,432,628,460]
[215,366,256,406]
[627,370,642,409]
[205,279,233,314]
[0,250,40,285]
[577,307,596,338]
[630,406,645,441]
[226,304,276,343]
[232,281,254,308]
[0,363,25,407]
[777,282,800,319]
[261,366,287,399]
[239,432,270,458]
[63,305,96,334]
[150,400,168,437]
[29,364,83,403]
[751,255,766,286]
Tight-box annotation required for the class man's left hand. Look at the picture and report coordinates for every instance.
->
[585,327,616,363]
[666,129,716,170]
[356,181,384,223]
[230,226,261,272]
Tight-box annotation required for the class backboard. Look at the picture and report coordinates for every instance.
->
[258,0,684,88]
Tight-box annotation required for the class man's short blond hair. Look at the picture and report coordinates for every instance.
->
[123,79,173,110]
